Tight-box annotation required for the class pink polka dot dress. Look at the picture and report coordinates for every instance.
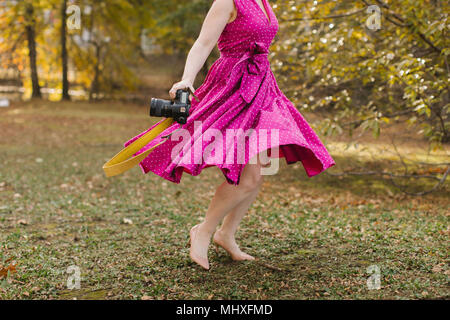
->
[123,0,336,185]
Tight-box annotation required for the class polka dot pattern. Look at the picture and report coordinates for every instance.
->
[123,0,336,185]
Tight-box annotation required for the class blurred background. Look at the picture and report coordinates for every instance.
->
[0,0,448,300]
[0,0,449,145]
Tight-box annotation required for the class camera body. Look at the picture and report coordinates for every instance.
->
[150,89,191,124]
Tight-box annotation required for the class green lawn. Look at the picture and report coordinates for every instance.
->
[0,100,448,299]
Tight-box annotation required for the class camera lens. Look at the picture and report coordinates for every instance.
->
[150,98,164,117]
[149,94,190,124]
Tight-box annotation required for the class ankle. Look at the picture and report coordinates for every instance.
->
[215,227,235,239]
[197,222,215,238]
[214,229,237,244]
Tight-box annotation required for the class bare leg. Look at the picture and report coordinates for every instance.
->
[212,184,260,260]
[189,154,264,269]
[213,152,272,260]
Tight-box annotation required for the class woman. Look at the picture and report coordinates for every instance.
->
[124,0,336,270]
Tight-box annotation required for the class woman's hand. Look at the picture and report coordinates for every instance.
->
[169,79,196,101]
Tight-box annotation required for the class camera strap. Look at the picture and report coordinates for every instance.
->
[160,125,183,139]
[102,117,175,177]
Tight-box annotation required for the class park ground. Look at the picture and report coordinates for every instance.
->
[0,100,448,299]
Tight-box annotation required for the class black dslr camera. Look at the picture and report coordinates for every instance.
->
[150,89,191,124]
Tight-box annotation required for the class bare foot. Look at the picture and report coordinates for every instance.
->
[188,224,212,270]
[213,229,255,261]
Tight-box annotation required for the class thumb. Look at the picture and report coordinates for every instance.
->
[188,85,196,101]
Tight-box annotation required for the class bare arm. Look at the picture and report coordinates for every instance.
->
[169,0,235,99]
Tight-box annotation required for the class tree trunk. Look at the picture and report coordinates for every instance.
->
[25,3,41,99]
[89,44,101,101]
[61,0,70,100]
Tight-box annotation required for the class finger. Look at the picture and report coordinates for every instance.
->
[172,83,183,94]
[169,86,177,98]
[189,85,198,101]
[187,86,192,101]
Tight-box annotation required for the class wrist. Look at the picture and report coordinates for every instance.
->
[182,77,194,86]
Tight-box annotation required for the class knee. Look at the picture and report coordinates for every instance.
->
[239,171,263,192]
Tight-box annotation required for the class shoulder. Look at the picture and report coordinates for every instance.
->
[211,0,238,17]
[212,0,237,8]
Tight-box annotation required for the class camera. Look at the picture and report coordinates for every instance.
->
[150,89,191,124]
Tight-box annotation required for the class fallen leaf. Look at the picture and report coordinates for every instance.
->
[123,218,133,225]
[431,263,444,273]
[17,219,28,225]
[0,263,17,279]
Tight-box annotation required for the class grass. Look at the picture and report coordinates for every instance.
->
[0,100,448,300]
